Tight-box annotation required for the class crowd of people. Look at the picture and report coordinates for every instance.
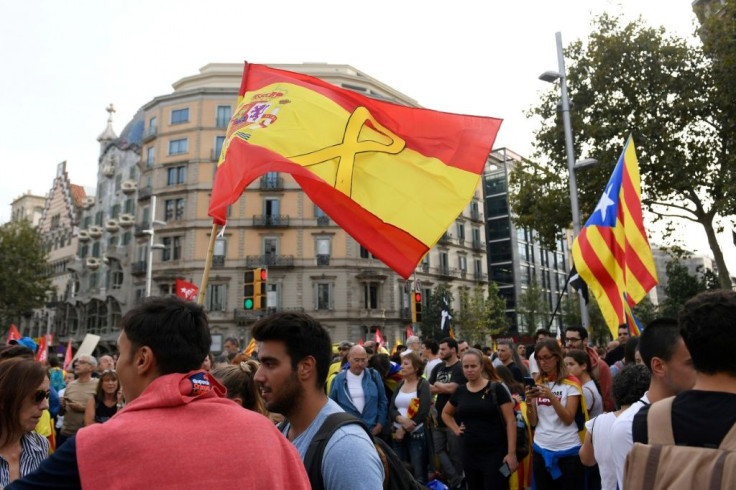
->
[0,288,734,489]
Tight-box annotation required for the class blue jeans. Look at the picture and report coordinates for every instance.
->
[392,424,428,484]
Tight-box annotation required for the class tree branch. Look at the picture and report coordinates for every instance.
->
[645,200,697,215]
[649,210,700,223]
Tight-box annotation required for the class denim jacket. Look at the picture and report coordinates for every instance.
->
[328,368,388,430]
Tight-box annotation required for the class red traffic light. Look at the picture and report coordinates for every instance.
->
[414,292,422,303]
[259,269,267,281]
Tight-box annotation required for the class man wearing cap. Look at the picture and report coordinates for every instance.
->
[58,355,98,448]
[9,336,38,353]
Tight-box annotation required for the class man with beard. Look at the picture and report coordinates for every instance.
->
[253,312,384,490]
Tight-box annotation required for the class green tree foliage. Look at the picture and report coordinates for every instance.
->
[660,259,719,317]
[511,11,736,289]
[632,295,658,329]
[0,220,52,332]
[561,292,609,345]
[421,285,453,341]
[455,283,509,345]
[516,276,550,334]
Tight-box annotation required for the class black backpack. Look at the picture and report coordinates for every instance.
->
[488,381,530,461]
[304,411,425,490]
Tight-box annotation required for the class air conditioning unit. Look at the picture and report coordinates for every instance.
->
[118,214,134,228]
[85,257,100,270]
[121,180,137,194]
[105,219,119,232]
[88,226,103,238]
[82,196,96,209]
[77,230,90,242]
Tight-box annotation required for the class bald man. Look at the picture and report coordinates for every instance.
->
[328,345,388,435]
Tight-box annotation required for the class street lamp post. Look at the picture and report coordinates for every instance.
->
[540,31,591,330]
[144,195,167,297]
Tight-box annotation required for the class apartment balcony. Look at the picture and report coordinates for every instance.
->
[252,215,290,227]
[131,261,147,275]
[316,215,330,226]
[421,262,430,273]
[472,239,484,251]
[316,254,330,266]
[470,208,482,221]
[137,186,152,201]
[474,271,488,282]
[245,255,295,268]
[400,306,412,321]
[460,269,467,279]
[142,127,157,143]
[105,245,128,262]
[437,265,457,279]
[134,222,151,237]
[260,176,284,191]
[438,233,452,245]
[212,255,225,268]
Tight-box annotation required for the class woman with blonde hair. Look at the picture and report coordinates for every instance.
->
[211,361,268,417]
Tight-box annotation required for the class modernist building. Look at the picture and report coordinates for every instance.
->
[10,192,45,226]
[63,105,144,351]
[484,148,569,336]
[132,63,490,348]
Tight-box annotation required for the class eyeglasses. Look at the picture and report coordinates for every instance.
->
[536,355,555,362]
[33,390,50,404]
[102,369,116,375]
[565,337,582,344]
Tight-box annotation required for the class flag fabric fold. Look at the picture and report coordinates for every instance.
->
[440,297,453,337]
[208,63,502,279]
[569,265,589,305]
[572,137,658,336]
[175,278,199,302]
[63,340,73,371]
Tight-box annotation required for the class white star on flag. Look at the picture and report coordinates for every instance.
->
[595,183,616,221]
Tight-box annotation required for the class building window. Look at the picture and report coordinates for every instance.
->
[171,108,189,124]
[456,223,466,243]
[83,216,91,228]
[50,214,60,229]
[315,283,333,310]
[162,236,182,261]
[111,204,120,219]
[164,198,184,221]
[94,211,104,226]
[216,105,231,128]
[146,147,154,167]
[108,262,123,290]
[148,116,157,134]
[122,231,131,246]
[458,254,467,272]
[360,245,376,259]
[168,138,188,155]
[316,237,331,265]
[167,166,186,185]
[440,252,449,273]
[115,174,122,192]
[206,284,227,312]
[488,218,510,240]
[124,198,135,214]
[214,136,225,160]
[364,282,379,310]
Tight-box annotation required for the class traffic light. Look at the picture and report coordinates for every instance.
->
[411,291,423,323]
[243,267,268,310]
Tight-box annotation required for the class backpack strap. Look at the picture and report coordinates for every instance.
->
[303,412,372,490]
[647,396,675,445]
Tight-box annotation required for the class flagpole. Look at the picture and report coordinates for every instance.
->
[546,268,575,332]
[197,222,219,305]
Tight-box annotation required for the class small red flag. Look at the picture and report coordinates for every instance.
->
[406,325,414,339]
[36,335,47,363]
[374,328,383,347]
[63,340,73,371]
[175,278,199,302]
[6,324,20,345]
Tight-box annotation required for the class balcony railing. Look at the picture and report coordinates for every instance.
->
[134,223,150,237]
[316,215,330,226]
[470,209,481,221]
[472,239,484,251]
[212,255,225,268]
[252,215,289,227]
[137,186,152,200]
[421,262,430,273]
[245,255,295,268]
[131,261,147,275]
[260,176,284,190]
[474,271,488,282]
[439,233,452,244]
[142,127,157,142]
[317,254,330,266]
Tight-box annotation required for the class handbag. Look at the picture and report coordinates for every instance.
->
[489,381,530,461]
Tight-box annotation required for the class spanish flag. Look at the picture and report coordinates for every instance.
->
[208,63,502,278]
[572,137,658,336]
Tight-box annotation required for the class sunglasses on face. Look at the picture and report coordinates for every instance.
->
[33,389,50,404]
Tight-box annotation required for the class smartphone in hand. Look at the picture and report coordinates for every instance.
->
[523,376,536,388]
[499,462,511,477]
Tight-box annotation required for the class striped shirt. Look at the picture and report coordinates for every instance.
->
[0,432,49,486]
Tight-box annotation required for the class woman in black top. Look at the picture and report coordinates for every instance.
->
[442,348,518,489]
[84,370,120,425]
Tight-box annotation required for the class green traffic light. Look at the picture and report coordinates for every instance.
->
[244,298,254,310]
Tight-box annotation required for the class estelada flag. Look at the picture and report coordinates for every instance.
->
[36,335,47,363]
[6,324,20,345]
[208,63,502,278]
[572,137,658,336]
[63,340,73,371]
[244,338,257,357]
[175,278,199,302]
[406,325,414,339]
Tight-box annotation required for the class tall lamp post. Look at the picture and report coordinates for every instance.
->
[540,31,595,330]
[144,195,167,297]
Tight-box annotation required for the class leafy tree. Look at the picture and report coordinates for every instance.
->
[512,11,735,289]
[455,283,509,345]
[632,295,658,329]
[0,220,52,333]
[516,276,550,334]
[420,285,453,341]
[560,291,609,346]
[661,260,713,317]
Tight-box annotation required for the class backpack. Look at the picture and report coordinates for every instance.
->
[623,396,736,490]
[304,411,425,490]
[488,381,530,461]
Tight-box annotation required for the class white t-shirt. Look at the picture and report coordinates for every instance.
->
[585,412,618,490]
[346,370,366,413]
[392,389,416,429]
[423,358,442,380]
[533,380,582,451]
[610,392,650,490]
[583,379,603,418]
[529,352,539,376]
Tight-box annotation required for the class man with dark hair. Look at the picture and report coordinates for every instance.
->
[631,290,736,448]
[223,336,240,354]
[8,297,309,489]
[564,325,615,411]
[529,328,551,380]
[609,317,696,489]
[253,312,384,490]
[422,338,441,379]
[429,337,466,489]
[604,325,629,366]
[456,339,469,356]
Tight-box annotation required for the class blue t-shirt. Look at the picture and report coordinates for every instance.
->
[281,399,384,490]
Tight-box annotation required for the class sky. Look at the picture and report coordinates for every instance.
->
[2,0,734,274]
